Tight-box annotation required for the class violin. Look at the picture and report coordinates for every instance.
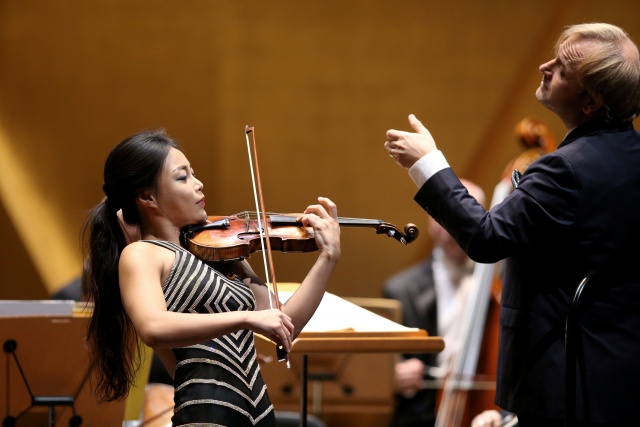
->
[181,210,419,263]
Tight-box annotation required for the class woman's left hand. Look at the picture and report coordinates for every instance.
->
[297,197,341,260]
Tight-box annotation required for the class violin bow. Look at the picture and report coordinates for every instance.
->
[244,125,290,368]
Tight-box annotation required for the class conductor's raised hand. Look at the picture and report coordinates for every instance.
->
[385,114,438,169]
[297,197,341,260]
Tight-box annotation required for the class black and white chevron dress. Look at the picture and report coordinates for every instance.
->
[144,240,276,427]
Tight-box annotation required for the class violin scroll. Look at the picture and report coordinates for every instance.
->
[375,221,419,245]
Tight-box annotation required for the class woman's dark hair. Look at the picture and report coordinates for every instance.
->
[82,129,181,402]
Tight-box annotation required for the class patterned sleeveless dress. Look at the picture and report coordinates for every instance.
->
[144,240,276,427]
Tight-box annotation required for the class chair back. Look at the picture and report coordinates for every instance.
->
[565,267,640,426]
[565,270,600,426]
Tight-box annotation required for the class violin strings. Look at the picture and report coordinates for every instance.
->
[233,210,382,225]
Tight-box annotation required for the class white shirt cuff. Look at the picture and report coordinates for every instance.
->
[408,150,449,188]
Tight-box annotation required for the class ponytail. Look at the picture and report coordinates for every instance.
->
[82,200,141,402]
[83,128,179,401]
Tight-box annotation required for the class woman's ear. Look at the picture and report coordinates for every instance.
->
[137,190,156,207]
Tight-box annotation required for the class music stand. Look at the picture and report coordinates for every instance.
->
[0,301,126,427]
[257,289,445,427]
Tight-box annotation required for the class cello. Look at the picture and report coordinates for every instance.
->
[434,117,556,427]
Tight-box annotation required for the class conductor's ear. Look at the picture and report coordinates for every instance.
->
[583,93,604,116]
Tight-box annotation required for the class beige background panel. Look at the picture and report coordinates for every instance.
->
[0,1,639,299]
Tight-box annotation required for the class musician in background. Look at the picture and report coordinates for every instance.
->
[383,179,485,427]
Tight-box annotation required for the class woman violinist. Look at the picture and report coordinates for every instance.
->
[82,129,340,426]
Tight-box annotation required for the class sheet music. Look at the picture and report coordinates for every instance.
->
[280,291,419,333]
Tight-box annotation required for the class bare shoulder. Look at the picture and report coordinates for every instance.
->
[122,240,161,259]
[120,241,175,274]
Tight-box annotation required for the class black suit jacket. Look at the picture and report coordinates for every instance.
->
[414,119,640,423]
